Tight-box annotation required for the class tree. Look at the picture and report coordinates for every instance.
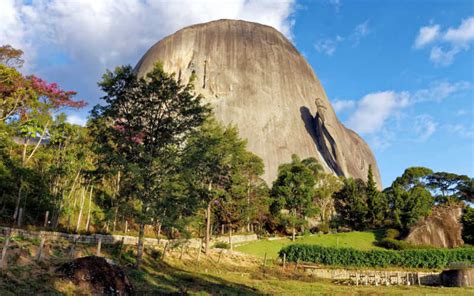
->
[333,178,368,230]
[366,165,387,227]
[427,172,471,203]
[0,45,24,68]
[182,118,263,253]
[270,155,318,240]
[92,64,210,268]
[385,167,435,232]
[461,206,474,245]
[313,173,341,228]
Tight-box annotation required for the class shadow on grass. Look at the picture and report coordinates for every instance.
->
[128,258,263,295]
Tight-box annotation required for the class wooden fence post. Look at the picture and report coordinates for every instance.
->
[36,235,46,261]
[43,211,49,228]
[197,241,202,262]
[263,252,267,267]
[162,242,169,261]
[282,253,286,269]
[96,235,102,256]
[180,245,185,260]
[217,249,224,264]
[1,231,11,270]
[17,208,23,227]
[118,237,125,259]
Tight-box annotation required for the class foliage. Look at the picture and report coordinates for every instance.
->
[213,241,230,249]
[333,178,368,230]
[270,155,320,239]
[461,207,474,245]
[279,244,474,269]
[366,165,387,227]
[92,63,210,266]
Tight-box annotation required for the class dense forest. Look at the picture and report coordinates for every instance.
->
[1,45,473,268]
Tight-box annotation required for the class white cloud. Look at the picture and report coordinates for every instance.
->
[414,25,440,48]
[444,17,474,45]
[414,115,437,141]
[332,99,355,113]
[66,114,87,126]
[414,17,474,66]
[412,80,471,103]
[316,20,370,55]
[456,109,468,116]
[341,80,470,148]
[447,124,474,139]
[0,0,296,103]
[315,36,343,56]
[346,91,409,134]
[351,20,370,46]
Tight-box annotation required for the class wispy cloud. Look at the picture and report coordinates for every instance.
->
[351,20,370,46]
[414,115,437,141]
[414,17,474,66]
[315,36,343,55]
[332,99,355,113]
[315,20,370,55]
[446,124,474,139]
[414,25,440,48]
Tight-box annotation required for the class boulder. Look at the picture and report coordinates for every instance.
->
[56,256,134,295]
[440,268,474,287]
[135,19,382,188]
[406,205,464,248]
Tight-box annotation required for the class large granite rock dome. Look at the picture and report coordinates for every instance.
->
[135,19,382,187]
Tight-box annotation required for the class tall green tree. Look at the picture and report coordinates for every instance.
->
[333,178,368,230]
[366,165,387,227]
[270,155,318,240]
[92,64,210,268]
[385,167,434,232]
[183,118,265,253]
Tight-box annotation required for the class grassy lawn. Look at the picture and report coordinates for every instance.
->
[235,231,384,259]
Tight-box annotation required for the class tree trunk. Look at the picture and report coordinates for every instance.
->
[292,227,296,241]
[205,181,213,255]
[85,186,93,232]
[75,186,86,233]
[205,201,212,255]
[13,179,23,221]
[135,223,145,269]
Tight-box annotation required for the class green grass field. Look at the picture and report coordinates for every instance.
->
[235,231,384,259]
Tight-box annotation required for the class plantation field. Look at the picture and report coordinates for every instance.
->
[235,231,384,259]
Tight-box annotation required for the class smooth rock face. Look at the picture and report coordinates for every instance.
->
[136,19,382,187]
[405,205,464,248]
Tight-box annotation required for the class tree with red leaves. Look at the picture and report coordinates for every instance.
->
[0,45,86,223]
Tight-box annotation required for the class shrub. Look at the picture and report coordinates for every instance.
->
[385,228,400,239]
[279,244,474,269]
[214,241,230,249]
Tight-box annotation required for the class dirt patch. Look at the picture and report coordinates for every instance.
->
[57,256,134,295]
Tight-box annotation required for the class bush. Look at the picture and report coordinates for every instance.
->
[279,244,474,269]
[385,228,400,239]
[214,241,230,249]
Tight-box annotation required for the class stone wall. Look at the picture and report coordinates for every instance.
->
[303,267,441,286]
[0,227,257,248]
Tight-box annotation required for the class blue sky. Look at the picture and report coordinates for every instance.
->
[1,0,473,188]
